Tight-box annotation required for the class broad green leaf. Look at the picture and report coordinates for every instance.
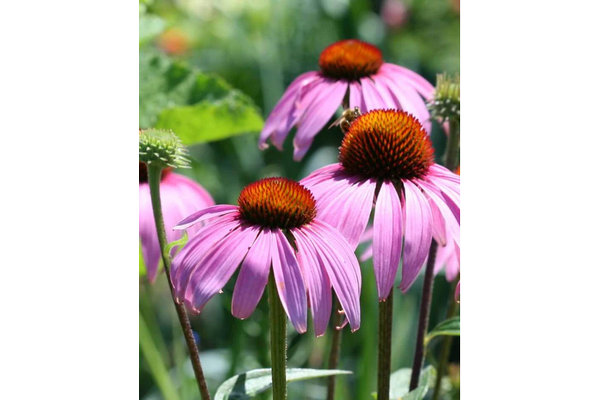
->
[214,368,352,400]
[385,366,436,400]
[139,15,165,45]
[155,96,264,144]
[139,50,264,145]
[425,316,460,346]
[139,312,180,400]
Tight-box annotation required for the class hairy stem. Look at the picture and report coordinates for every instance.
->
[147,165,211,400]
[326,296,343,400]
[409,241,438,391]
[377,290,394,400]
[268,272,287,400]
[444,120,460,172]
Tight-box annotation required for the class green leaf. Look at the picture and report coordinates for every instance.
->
[214,368,352,400]
[387,366,436,400]
[139,15,165,45]
[155,96,264,144]
[425,316,460,346]
[139,312,180,400]
[139,50,264,145]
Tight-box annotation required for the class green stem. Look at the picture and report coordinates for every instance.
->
[268,272,287,400]
[409,241,438,391]
[444,120,460,172]
[431,276,460,400]
[377,290,394,400]
[326,296,343,400]
[139,311,181,400]
[147,165,212,400]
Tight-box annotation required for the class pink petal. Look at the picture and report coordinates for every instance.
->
[186,225,260,313]
[299,221,361,332]
[291,228,332,337]
[418,179,459,247]
[373,181,404,300]
[360,77,390,110]
[426,178,460,224]
[434,242,453,275]
[400,180,433,292]
[376,71,432,133]
[271,229,308,333]
[370,76,399,108]
[429,164,460,183]
[293,79,348,160]
[164,173,215,212]
[172,214,240,298]
[231,229,274,319]
[260,71,321,150]
[360,245,373,262]
[174,204,238,231]
[300,163,347,190]
[316,177,377,249]
[139,183,161,282]
[349,81,367,112]
[445,251,460,282]
[380,63,435,99]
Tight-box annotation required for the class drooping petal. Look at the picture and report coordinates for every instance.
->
[360,245,373,262]
[174,204,238,230]
[370,75,400,109]
[373,181,403,300]
[360,77,390,110]
[349,81,367,112]
[293,79,348,160]
[139,183,161,282]
[186,225,260,313]
[164,173,215,214]
[380,63,435,100]
[291,228,332,337]
[271,229,308,333]
[444,250,460,282]
[171,213,240,296]
[375,72,432,133]
[260,71,321,149]
[429,164,460,182]
[418,180,459,246]
[300,221,361,332]
[231,229,273,319]
[300,164,348,193]
[313,177,377,249]
[400,180,433,292]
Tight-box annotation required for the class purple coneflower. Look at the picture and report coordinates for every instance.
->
[259,39,435,160]
[139,164,214,283]
[301,109,460,299]
[171,177,361,336]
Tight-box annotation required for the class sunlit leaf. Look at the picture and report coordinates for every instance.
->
[139,50,263,145]
[385,366,436,400]
[214,368,352,400]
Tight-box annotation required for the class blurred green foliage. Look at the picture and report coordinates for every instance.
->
[139,0,459,399]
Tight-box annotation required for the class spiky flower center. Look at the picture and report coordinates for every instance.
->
[139,162,171,183]
[319,39,383,81]
[339,110,434,181]
[238,178,317,229]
